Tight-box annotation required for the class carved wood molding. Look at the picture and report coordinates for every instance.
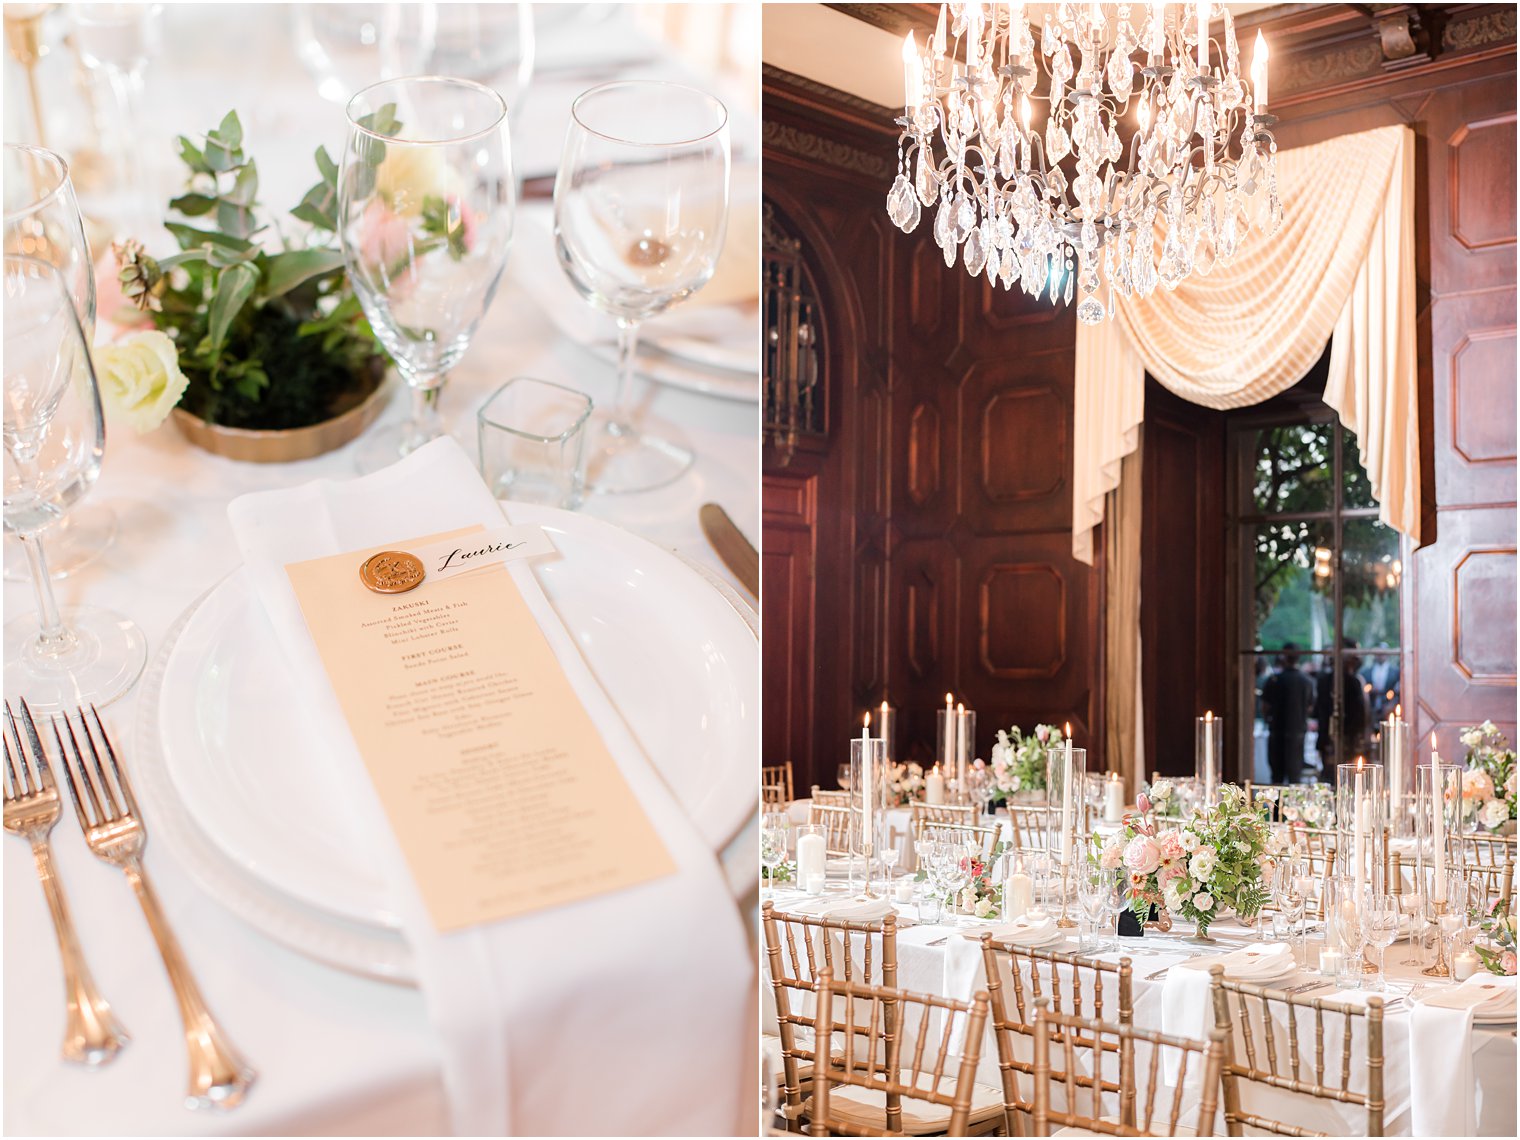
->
[762,120,894,181]
[761,64,894,118]
[1443,5,1518,52]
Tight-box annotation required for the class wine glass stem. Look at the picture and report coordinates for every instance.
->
[408,380,443,445]
[609,318,642,434]
[19,532,76,655]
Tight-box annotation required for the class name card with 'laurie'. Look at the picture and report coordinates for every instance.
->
[286,525,675,932]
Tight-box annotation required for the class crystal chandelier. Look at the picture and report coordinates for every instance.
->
[886,2,1282,324]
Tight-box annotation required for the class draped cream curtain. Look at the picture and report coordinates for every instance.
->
[1103,439,1144,793]
[1072,124,1419,563]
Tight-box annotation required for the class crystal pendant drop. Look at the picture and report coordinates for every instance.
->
[955,197,977,241]
[886,174,919,232]
[934,197,955,250]
[915,151,940,206]
[1077,295,1105,324]
[1063,264,1074,305]
[962,224,988,277]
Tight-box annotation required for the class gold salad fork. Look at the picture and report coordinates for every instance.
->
[53,706,256,1110]
[3,699,129,1065]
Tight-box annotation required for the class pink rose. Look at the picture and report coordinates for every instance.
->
[1099,838,1124,869]
[1035,725,1051,743]
[1158,830,1185,863]
[1124,835,1162,876]
[1501,951,1517,976]
[1136,792,1152,816]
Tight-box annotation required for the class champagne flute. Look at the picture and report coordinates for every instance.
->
[553,80,730,494]
[339,75,515,473]
[3,143,117,581]
[3,257,146,709]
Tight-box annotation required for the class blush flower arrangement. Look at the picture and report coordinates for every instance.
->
[1095,784,1278,937]
[1458,721,1516,833]
[886,760,926,807]
[916,840,1007,918]
[1471,897,1517,976]
[988,723,1064,802]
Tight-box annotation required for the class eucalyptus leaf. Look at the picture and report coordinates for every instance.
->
[216,110,243,151]
[165,222,254,253]
[177,137,212,174]
[170,193,218,217]
[207,262,258,351]
[224,159,259,207]
[262,248,344,299]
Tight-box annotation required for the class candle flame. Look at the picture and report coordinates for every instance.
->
[945,692,953,704]
[1205,709,1214,722]
[864,712,871,727]
[1356,755,1365,769]
[1065,722,1072,737]
[1394,703,1402,718]
[957,702,965,713]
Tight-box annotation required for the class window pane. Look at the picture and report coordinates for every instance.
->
[1250,650,1326,785]
[1251,519,1336,652]
[1341,428,1375,510]
[1341,518,1402,649]
[1252,424,1334,515]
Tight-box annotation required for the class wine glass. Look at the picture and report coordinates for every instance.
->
[1364,893,1400,992]
[760,811,788,897]
[1077,865,1106,953]
[1277,876,1308,966]
[294,4,535,131]
[3,257,146,709]
[1399,884,1425,966]
[339,75,515,473]
[553,80,730,494]
[3,143,117,582]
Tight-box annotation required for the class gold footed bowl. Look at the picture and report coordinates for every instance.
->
[172,369,391,464]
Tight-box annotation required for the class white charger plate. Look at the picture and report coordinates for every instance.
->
[1410,982,1517,1024]
[141,504,757,977]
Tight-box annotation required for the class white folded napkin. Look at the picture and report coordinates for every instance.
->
[966,913,1059,946]
[1162,943,1294,1084]
[1408,975,1506,1136]
[227,438,749,1135]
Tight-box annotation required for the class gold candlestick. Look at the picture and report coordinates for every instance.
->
[4,5,51,149]
[1422,901,1451,977]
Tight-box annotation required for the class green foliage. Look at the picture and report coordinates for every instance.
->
[133,110,386,429]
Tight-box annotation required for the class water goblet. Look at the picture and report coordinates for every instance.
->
[3,143,117,581]
[553,80,730,493]
[1365,893,1399,992]
[1399,886,1425,966]
[339,75,515,473]
[760,811,788,897]
[4,257,146,708]
[1077,865,1106,953]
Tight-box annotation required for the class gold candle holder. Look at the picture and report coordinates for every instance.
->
[1422,900,1451,978]
[3,5,50,149]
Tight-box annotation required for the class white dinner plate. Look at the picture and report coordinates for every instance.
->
[153,503,758,937]
[1410,982,1517,1024]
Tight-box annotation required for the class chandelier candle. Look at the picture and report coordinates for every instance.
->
[887,2,1280,324]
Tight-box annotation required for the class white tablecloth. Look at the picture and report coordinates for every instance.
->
[3,6,758,1135]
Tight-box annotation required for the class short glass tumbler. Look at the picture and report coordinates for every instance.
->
[477,378,591,509]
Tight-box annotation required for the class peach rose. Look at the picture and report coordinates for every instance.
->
[1124,835,1162,876]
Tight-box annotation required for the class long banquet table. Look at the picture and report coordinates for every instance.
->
[3,6,758,1135]
[763,887,1518,1137]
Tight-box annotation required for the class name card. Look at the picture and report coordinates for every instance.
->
[286,526,674,932]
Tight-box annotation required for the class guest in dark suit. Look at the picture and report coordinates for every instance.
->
[1261,644,1314,785]
[1314,641,1372,789]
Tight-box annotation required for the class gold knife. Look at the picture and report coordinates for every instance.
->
[699,503,759,600]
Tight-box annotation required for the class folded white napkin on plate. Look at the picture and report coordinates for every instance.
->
[1162,943,1294,1083]
[964,913,1059,946]
[227,438,749,1136]
[1408,975,1514,1135]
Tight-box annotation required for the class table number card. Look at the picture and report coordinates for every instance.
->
[286,526,675,932]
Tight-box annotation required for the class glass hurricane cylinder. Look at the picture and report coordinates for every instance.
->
[1336,762,1385,897]
[1416,764,1462,907]
[1379,713,1414,838]
[935,706,975,804]
[849,736,888,897]
[1195,714,1222,806]
[1047,744,1087,928]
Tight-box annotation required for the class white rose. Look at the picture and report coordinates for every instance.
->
[1180,831,1200,853]
[960,887,978,911]
[1189,851,1216,881]
[1480,799,1508,829]
[1193,891,1215,912]
[1162,882,1185,911]
[93,331,189,433]
[991,742,1009,766]
[974,897,995,919]
[1152,779,1173,800]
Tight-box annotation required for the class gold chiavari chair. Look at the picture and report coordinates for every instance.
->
[813,786,853,809]
[807,969,1001,1137]
[919,821,1001,863]
[911,801,980,833]
[1206,964,1385,1137]
[1031,1001,1226,1138]
[765,763,796,809]
[1465,858,1515,914]
[761,902,900,1131]
[1007,803,1055,851]
[979,935,1135,1134]
[1459,831,1519,869]
[809,802,855,857]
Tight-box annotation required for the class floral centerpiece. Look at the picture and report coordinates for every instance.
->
[1095,784,1279,937]
[99,110,388,457]
[1458,721,1516,833]
[916,841,1006,918]
[1472,897,1517,976]
[886,760,926,807]
[989,723,1064,803]
[1277,783,1336,829]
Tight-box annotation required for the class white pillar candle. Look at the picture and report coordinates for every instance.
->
[926,765,945,805]
[1005,869,1034,920]
[1319,947,1343,977]
[894,877,916,904]
[797,832,826,886]
[1104,773,1125,823]
[1453,948,1479,981]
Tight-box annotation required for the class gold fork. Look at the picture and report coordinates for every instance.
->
[53,705,256,1110]
[3,699,129,1065]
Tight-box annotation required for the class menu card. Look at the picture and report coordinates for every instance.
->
[286,526,675,932]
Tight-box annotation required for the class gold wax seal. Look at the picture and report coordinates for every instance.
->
[359,551,425,594]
